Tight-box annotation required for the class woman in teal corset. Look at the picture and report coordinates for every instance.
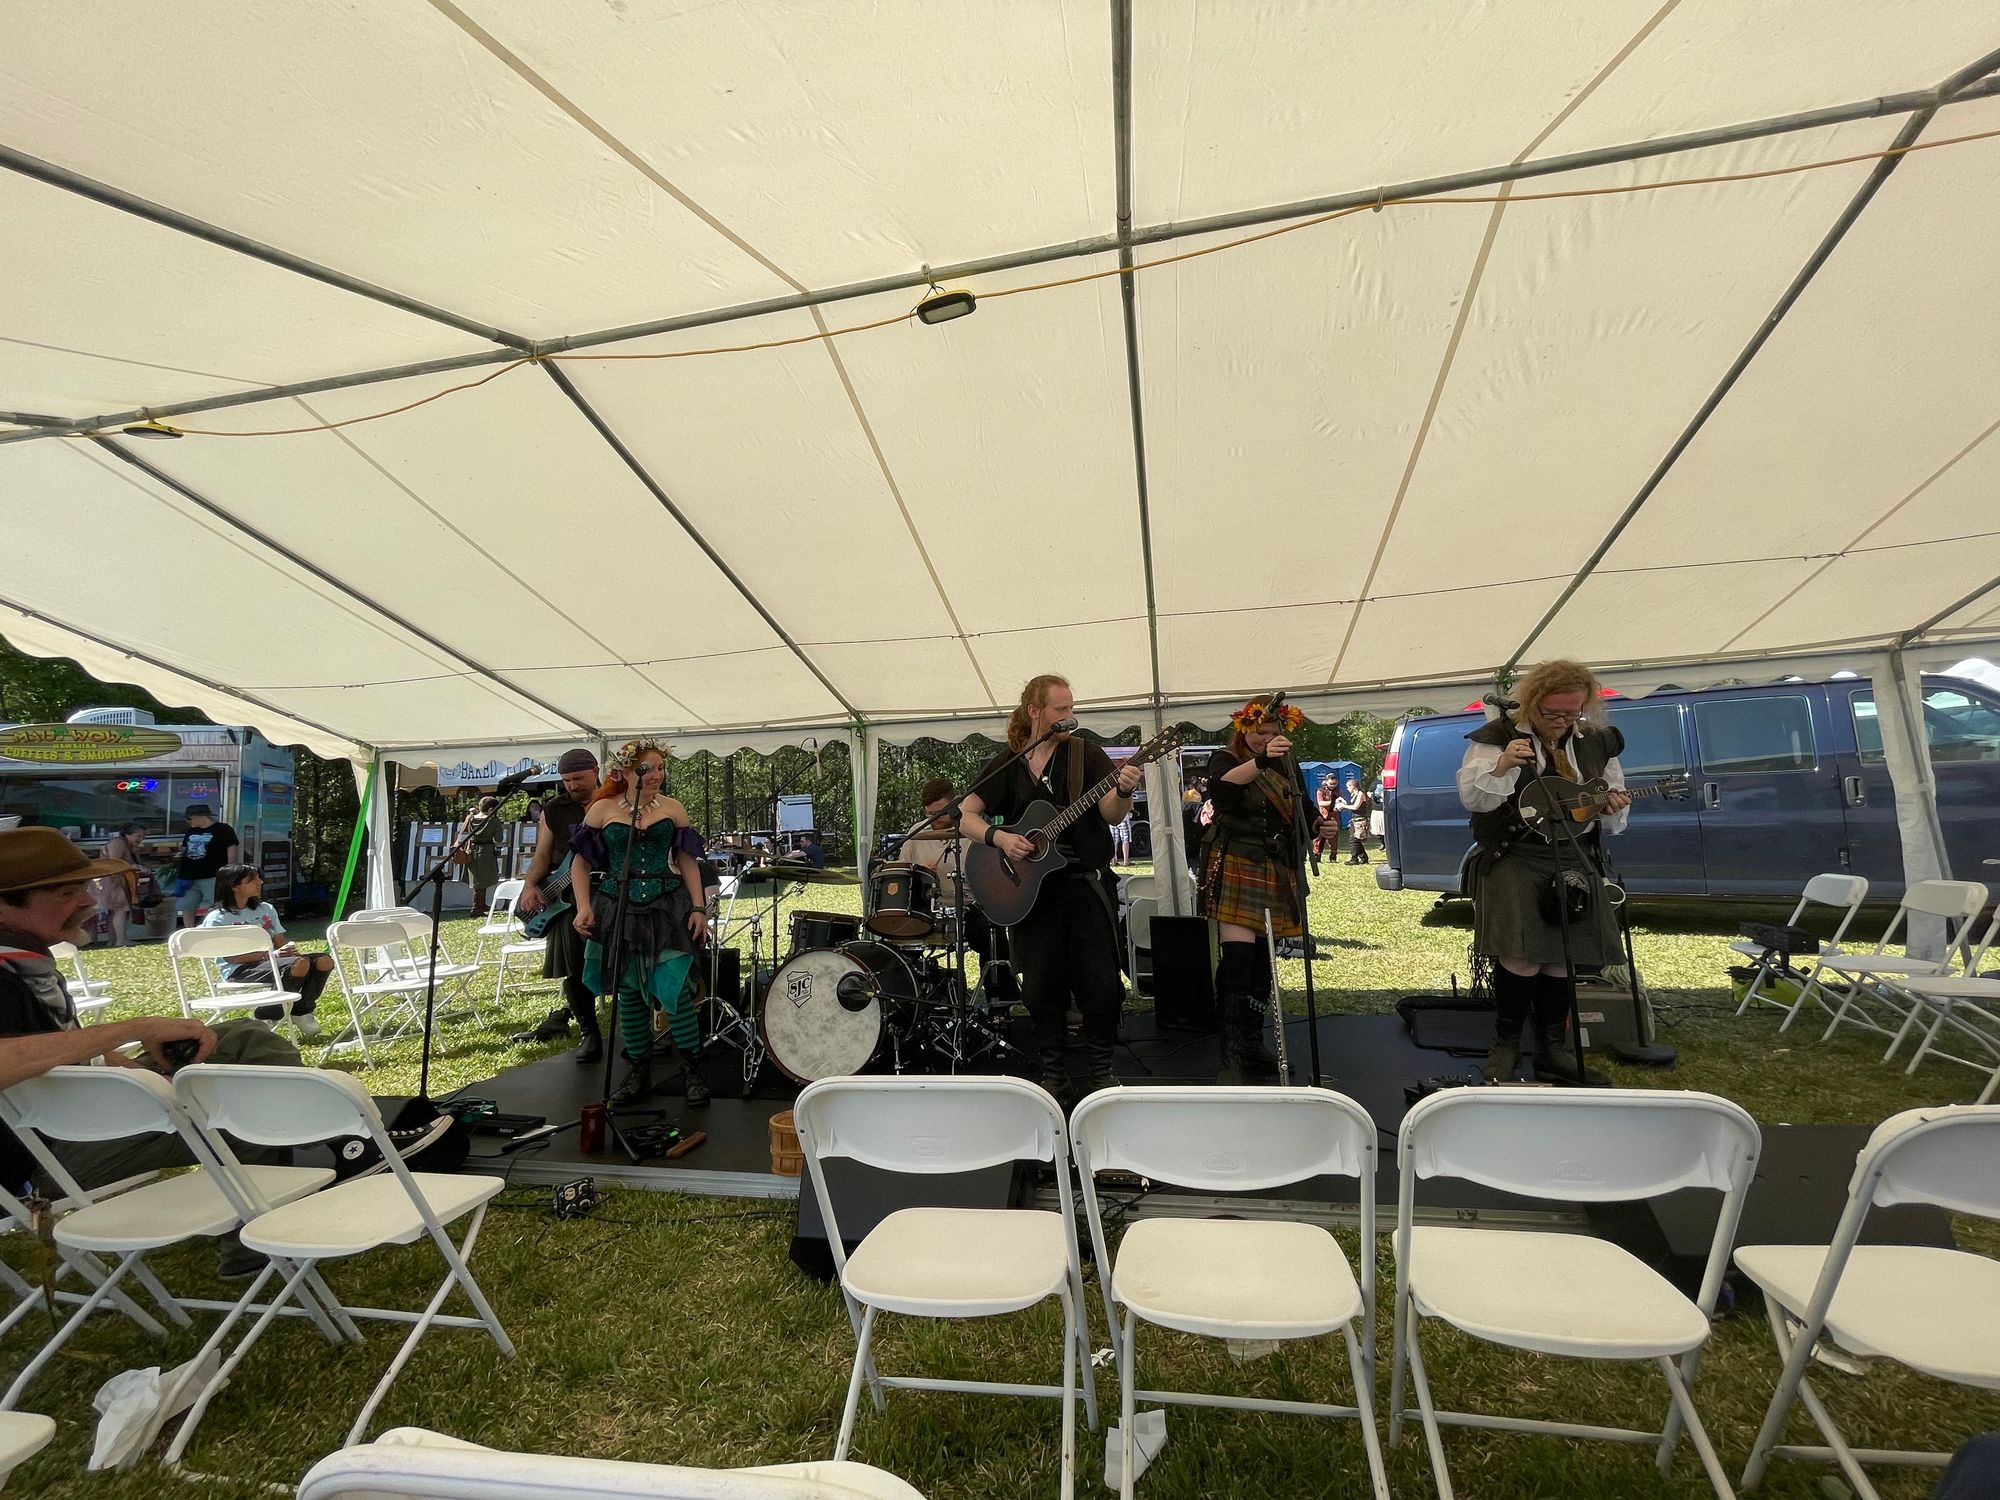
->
[570,738,710,1105]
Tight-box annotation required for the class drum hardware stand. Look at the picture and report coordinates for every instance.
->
[703,894,767,1095]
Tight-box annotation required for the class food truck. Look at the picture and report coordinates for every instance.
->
[0,708,297,899]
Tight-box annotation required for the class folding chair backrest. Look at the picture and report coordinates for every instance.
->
[794,1075,1064,1175]
[1,1064,181,1144]
[1071,1086,1374,1195]
[490,880,523,914]
[1799,873,1868,948]
[1400,1088,1759,1205]
[330,919,418,956]
[175,1062,379,1148]
[1860,1106,2000,1220]
[169,925,277,964]
[49,941,91,985]
[1126,897,1156,951]
[1902,879,1987,923]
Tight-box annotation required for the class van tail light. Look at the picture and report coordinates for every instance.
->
[1381,744,1399,791]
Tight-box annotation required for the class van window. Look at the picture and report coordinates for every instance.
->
[1405,722,1474,788]
[1693,695,1818,773]
[1604,703,1686,776]
[1851,687,2000,765]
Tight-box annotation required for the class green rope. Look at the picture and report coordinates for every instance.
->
[331,758,376,920]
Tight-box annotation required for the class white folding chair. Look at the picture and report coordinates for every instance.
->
[1389,1088,1760,1500]
[793,1075,1095,1499]
[169,1064,513,1459]
[1880,907,2000,1101]
[473,880,547,1008]
[298,1426,931,1499]
[1070,1086,1388,1500]
[0,1411,53,1492]
[1737,1106,2000,1499]
[324,918,480,1064]
[167,926,298,1024]
[470,880,525,966]
[0,1175,172,1351]
[0,1066,335,1411]
[1123,897,1155,996]
[1731,874,1867,1019]
[48,940,113,1002]
[1803,879,1988,1042]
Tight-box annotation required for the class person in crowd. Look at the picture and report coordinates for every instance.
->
[514,749,605,1061]
[958,675,1142,1100]
[1369,781,1387,851]
[458,794,505,918]
[173,803,238,928]
[1457,658,1629,1083]
[91,821,147,946]
[785,830,827,870]
[571,739,710,1106]
[1199,695,1310,1084]
[1309,777,1338,876]
[0,827,302,1276]
[1109,806,1134,867]
[201,863,329,1039]
[1180,778,1208,869]
[1339,777,1372,864]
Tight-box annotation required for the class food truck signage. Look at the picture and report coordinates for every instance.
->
[0,724,185,765]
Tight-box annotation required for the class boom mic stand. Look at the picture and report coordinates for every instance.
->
[1524,753,1611,1089]
[592,795,669,1162]
[390,823,477,1124]
[1280,747,1324,1087]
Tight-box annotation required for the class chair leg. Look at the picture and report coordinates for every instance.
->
[1343,1322,1391,1500]
[835,1303,879,1461]
[1903,1003,1952,1076]
[1058,1285,1077,1500]
[1071,1261,1099,1433]
[164,1255,317,1465]
[1386,1287,1410,1447]
[1979,1056,2000,1106]
[1882,995,1928,1063]
[1404,1316,1455,1500]
[1818,978,1860,1041]
[1779,970,1826,1033]
[2,1247,146,1409]
[128,1257,195,1328]
[1657,1354,1737,1499]
[1118,1309,1138,1500]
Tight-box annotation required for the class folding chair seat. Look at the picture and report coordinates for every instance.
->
[0,1175,169,1349]
[1070,1085,1388,1500]
[0,1411,54,1491]
[0,1067,333,1410]
[1737,1105,2000,1500]
[1800,880,1987,1042]
[165,1065,513,1461]
[793,1075,1095,1499]
[1731,874,1866,1020]
[299,1426,931,1499]
[167,926,298,1023]
[1389,1087,1759,1500]
[1882,909,2000,1101]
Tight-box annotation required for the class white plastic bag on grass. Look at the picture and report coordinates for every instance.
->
[1103,1408,1167,1490]
[88,1352,215,1470]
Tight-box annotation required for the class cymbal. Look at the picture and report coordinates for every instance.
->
[737,864,844,884]
[901,827,963,842]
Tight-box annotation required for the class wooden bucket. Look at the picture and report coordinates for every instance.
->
[768,1110,803,1177]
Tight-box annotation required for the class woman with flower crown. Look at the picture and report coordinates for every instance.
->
[1198,694,1311,1084]
[570,738,711,1106]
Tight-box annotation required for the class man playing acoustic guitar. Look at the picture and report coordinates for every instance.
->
[959,675,1143,1103]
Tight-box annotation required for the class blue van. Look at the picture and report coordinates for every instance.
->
[1376,675,2000,901]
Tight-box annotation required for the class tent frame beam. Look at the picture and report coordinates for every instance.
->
[0,142,534,351]
[90,435,603,739]
[537,363,864,725]
[8,74,2000,448]
[1898,573,2000,647]
[1503,43,2000,675]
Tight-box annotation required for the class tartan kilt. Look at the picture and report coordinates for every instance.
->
[1199,838,1302,936]
[542,909,584,981]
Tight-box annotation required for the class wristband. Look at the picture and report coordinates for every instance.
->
[982,825,998,847]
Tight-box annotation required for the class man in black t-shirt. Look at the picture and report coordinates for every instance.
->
[959,676,1142,1101]
[173,804,239,927]
[513,749,605,1062]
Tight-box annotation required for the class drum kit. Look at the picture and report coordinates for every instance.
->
[702,831,1016,1091]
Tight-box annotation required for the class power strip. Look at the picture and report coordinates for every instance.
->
[554,1177,599,1220]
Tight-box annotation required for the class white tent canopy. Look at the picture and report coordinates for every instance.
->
[4,3,2000,787]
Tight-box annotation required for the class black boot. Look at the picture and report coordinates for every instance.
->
[1532,975,1608,1086]
[1486,965,1534,1083]
[1084,1037,1120,1093]
[1036,1042,1071,1102]
[680,1045,712,1106]
[573,1027,603,1066]
[511,1007,572,1045]
[568,986,604,1065]
[1216,994,1250,1086]
[610,1054,653,1105]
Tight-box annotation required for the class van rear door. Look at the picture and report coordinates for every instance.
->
[1843,680,2000,893]
[1689,689,1847,897]
[1601,699,1705,894]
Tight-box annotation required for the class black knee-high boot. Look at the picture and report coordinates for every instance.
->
[1487,965,1534,1081]
[1532,973,1604,1085]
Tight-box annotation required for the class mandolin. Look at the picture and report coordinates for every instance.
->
[1516,772,1690,841]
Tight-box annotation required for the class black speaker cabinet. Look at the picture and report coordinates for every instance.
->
[1150,914,1217,1032]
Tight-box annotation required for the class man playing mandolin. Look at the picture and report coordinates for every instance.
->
[1458,660,1632,1084]
[959,675,1143,1102]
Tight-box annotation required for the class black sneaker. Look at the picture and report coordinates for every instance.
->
[330,1115,458,1181]
[510,1008,572,1045]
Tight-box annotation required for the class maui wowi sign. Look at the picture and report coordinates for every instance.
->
[0,723,184,765]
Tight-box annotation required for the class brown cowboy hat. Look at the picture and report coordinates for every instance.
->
[0,827,133,894]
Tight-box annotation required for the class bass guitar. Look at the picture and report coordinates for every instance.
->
[964,725,1186,926]
[1517,771,1690,840]
[518,852,576,939]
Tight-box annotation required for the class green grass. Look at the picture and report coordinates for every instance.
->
[10,869,1997,1497]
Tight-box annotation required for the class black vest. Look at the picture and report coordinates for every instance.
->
[1464,718,1624,851]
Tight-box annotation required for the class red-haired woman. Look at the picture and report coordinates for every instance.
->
[959,674,1142,1101]
[1199,695,1310,1083]
[570,739,710,1105]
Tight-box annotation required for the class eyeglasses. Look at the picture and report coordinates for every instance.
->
[1537,708,1583,722]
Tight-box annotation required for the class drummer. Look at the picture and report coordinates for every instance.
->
[904,778,990,958]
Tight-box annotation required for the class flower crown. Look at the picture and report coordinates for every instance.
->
[1230,698,1304,735]
[610,737,672,773]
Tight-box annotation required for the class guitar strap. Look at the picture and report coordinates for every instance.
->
[1066,735,1122,936]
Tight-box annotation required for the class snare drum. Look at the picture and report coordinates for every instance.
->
[789,908,862,956]
[760,941,920,1083]
[867,862,939,941]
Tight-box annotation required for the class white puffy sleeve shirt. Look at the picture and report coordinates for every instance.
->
[1456,731,1629,836]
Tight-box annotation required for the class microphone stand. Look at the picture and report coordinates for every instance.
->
[392,820,478,1117]
[1522,727,1609,1089]
[594,788,668,1162]
[1279,747,1324,1087]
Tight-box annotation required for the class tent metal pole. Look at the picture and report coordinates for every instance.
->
[1504,46,2000,674]
[1111,0,1166,724]
[89,435,604,739]
[1896,572,2000,646]
[537,362,864,722]
[9,74,2000,450]
[0,143,533,351]
[1889,648,1955,882]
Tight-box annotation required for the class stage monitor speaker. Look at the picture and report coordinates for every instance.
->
[789,1158,1034,1282]
[1149,915,1217,1032]
[705,947,741,1005]
[1572,977,1642,1055]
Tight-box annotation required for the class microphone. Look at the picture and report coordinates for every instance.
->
[494,768,535,796]
[1481,692,1520,713]
[1051,715,1079,734]
[836,973,878,1012]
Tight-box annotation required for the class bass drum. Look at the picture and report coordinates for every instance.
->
[760,940,919,1084]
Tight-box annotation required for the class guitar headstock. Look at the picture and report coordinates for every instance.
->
[1657,771,1693,802]
[1132,725,1187,766]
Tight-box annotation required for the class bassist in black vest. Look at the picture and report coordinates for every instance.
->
[1458,660,1630,1083]
[511,748,605,1064]
[959,675,1142,1102]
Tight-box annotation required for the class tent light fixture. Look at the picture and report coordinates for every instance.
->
[120,419,184,440]
[915,284,977,326]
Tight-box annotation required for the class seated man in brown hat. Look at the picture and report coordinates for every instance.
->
[0,826,304,1273]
